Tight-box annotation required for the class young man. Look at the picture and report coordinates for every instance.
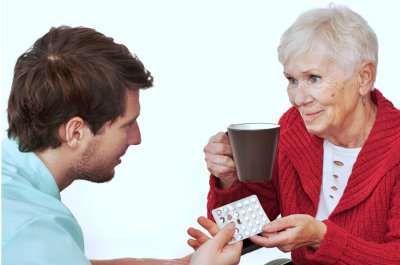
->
[2,26,241,265]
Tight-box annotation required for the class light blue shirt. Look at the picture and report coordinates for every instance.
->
[2,138,91,265]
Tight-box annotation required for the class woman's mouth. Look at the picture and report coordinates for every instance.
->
[302,110,323,121]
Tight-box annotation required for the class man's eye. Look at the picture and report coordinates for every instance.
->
[310,75,321,83]
[288,77,297,85]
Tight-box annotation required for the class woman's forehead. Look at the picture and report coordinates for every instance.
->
[284,50,339,75]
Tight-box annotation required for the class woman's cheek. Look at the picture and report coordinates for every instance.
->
[287,88,297,106]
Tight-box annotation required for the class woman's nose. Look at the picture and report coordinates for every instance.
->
[294,81,313,107]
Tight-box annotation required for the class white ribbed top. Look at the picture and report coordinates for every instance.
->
[316,139,361,221]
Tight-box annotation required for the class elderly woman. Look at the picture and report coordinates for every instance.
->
[190,4,400,265]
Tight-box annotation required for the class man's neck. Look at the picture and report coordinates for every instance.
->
[34,147,75,192]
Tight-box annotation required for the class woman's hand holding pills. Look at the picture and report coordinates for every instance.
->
[250,214,327,252]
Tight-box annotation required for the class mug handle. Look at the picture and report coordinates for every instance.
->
[225,131,234,160]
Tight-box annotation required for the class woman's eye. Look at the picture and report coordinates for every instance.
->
[288,77,297,85]
[310,75,321,83]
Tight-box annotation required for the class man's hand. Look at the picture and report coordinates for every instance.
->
[187,216,220,250]
[90,254,192,265]
[250,214,327,252]
[188,218,242,265]
[204,132,238,190]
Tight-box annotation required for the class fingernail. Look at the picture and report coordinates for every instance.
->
[262,224,270,231]
[226,222,235,231]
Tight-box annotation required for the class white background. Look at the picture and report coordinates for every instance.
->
[2,0,400,264]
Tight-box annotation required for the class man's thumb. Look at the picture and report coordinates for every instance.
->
[213,222,236,248]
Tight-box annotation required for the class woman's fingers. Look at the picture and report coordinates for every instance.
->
[205,153,235,168]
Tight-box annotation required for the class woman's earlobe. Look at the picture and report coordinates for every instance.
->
[359,60,376,96]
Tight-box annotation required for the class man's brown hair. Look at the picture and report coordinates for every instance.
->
[7,26,153,152]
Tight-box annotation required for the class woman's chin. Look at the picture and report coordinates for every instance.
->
[304,123,327,138]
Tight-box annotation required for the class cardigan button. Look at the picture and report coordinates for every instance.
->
[334,161,344,166]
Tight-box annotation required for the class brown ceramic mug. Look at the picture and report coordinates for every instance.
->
[227,123,280,182]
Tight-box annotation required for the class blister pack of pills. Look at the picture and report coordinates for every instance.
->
[211,194,269,245]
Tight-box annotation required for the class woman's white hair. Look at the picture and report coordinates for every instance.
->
[278,3,378,86]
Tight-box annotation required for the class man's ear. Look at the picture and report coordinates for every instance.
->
[358,60,376,97]
[59,117,87,149]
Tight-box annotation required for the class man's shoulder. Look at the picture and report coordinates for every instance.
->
[2,164,83,254]
[2,190,88,264]
[2,211,90,264]
[2,184,82,247]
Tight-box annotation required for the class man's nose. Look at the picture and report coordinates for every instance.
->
[128,121,141,146]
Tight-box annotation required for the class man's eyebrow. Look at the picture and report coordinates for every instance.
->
[122,113,140,127]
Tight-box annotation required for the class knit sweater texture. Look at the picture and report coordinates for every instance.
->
[207,89,400,264]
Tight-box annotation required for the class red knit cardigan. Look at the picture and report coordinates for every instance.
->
[207,89,400,264]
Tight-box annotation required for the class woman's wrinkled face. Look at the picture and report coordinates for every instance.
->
[284,49,360,139]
